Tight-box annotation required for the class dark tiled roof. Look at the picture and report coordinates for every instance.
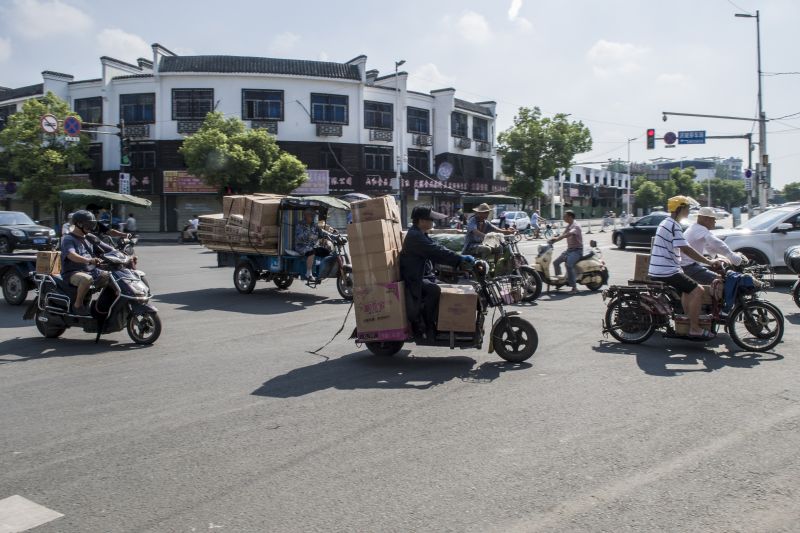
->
[100,56,142,71]
[112,74,155,80]
[0,83,44,102]
[68,78,102,85]
[454,98,493,117]
[159,55,361,80]
[41,70,74,79]
[407,90,434,98]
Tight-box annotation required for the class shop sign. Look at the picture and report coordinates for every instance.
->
[329,175,355,193]
[163,170,217,194]
[292,169,330,195]
[102,173,153,195]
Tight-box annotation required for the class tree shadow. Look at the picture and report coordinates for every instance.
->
[786,313,800,325]
[0,336,150,364]
[252,351,531,398]
[154,287,330,314]
[593,339,784,377]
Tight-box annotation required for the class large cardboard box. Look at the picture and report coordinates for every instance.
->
[354,281,409,341]
[36,251,61,275]
[246,197,281,229]
[223,195,248,218]
[348,219,401,256]
[437,284,478,332]
[633,254,650,281]
[351,250,400,285]
[351,195,401,224]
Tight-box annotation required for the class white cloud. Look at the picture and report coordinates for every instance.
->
[0,37,11,62]
[10,0,92,39]
[268,32,300,55]
[656,73,689,85]
[96,29,151,63]
[587,39,649,78]
[409,63,456,92]
[508,0,523,20]
[455,11,492,44]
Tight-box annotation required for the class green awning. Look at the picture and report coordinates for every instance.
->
[281,195,351,211]
[59,189,153,208]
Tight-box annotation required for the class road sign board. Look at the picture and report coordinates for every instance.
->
[63,135,80,142]
[63,116,81,136]
[119,173,131,194]
[744,177,753,191]
[744,168,753,178]
[664,131,677,145]
[678,130,706,144]
[40,114,58,133]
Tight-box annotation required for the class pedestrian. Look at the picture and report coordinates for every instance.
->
[549,210,583,293]
[125,213,137,234]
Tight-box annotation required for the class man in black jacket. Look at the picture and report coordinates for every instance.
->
[400,206,474,340]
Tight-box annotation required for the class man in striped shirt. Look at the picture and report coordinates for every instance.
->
[648,196,721,340]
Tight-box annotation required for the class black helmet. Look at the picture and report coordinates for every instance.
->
[411,205,447,223]
[71,210,97,232]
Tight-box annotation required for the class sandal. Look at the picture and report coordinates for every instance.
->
[687,328,716,341]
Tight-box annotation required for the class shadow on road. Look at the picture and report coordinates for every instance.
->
[0,336,150,364]
[593,339,784,377]
[252,352,531,397]
[155,287,332,314]
[786,313,800,325]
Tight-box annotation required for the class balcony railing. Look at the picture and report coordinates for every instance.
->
[369,129,393,142]
[454,136,472,149]
[475,140,491,152]
[316,123,343,137]
[125,124,151,139]
[177,121,203,135]
[251,121,278,134]
[412,133,432,146]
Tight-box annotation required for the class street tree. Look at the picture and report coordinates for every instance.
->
[634,180,664,210]
[708,178,746,209]
[0,92,92,217]
[670,167,701,197]
[783,181,800,202]
[714,163,730,180]
[497,107,592,207]
[180,111,307,194]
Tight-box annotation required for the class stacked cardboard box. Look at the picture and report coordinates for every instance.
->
[199,194,283,254]
[349,196,408,340]
[36,251,61,275]
[437,284,478,333]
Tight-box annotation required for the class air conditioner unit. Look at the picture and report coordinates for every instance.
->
[412,134,432,146]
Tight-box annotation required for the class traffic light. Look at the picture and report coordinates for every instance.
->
[646,128,655,150]
[118,126,131,167]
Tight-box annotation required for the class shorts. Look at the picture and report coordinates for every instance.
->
[69,270,110,288]
[683,262,718,285]
[651,272,698,295]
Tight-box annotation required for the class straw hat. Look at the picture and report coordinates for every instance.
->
[697,207,716,219]
[473,203,492,213]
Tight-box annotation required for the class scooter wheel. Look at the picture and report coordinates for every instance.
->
[34,310,66,339]
[127,311,162,345]
[519,266,542,302]
[365,341,404,357]
[793,282,800,309]
[492,316,537,362]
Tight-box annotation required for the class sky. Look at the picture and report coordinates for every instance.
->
[1,0,798,188]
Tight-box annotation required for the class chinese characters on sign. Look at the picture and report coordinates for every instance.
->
[677,130,706,145]
[292,169,330,195]
[163,170,217,194]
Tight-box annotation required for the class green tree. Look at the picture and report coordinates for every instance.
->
[180,111,307,194]
[670,166,701,197]
[708,178,746,209]
[783,181,800,202]
[635,181,664,209]
[0,92,92,212]
[497,107,592,206]
[714,163,730,180]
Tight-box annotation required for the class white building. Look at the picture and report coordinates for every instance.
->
[546,165,632,218]
[0,44,499,230]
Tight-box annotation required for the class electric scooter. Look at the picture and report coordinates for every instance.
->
[533,239,609,291]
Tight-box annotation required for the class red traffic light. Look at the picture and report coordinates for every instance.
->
[646,128,656,149]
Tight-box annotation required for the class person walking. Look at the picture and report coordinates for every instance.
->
[549,210,583,293]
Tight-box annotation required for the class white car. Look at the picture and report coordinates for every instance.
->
[713,203,800,267]
[492,210,531,230]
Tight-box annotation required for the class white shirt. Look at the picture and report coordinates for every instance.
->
[189,218,199,229]
[648,217,687,277]
[681,223,742,266]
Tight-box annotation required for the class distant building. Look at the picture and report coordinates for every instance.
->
[544,165,632,217]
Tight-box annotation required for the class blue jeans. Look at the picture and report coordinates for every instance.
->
[553,248,582,288]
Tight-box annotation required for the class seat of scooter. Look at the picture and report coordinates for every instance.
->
[52,274,79,300]
[580,250,595,261]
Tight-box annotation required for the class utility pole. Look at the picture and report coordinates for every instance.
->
[394,60,405,224]
[626,137,636,216]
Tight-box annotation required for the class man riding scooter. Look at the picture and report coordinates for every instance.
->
[400,206,474,341]
[61,210,115,315]
[681,206,745,284]
[548,210,583,293]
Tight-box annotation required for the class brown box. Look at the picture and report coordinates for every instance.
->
[36,251,61,275]
[437,284,478,332]
[351,195,401,224]
[351,250,400,285]
[246,197,281,229]
[700,284,715,305]
[634,254,650,281]
[223,195,247,217]
[348,219,401,256]
[354,281,409,341]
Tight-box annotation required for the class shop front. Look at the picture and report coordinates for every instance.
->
[162,170,221,232]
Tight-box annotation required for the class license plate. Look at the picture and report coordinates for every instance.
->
[33,238,46,244]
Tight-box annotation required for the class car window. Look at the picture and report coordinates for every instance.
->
[738,208,795,231]
[784,213,800,230]
[638,216,654,226]
[507,212,517,219]
[0,212,36,225]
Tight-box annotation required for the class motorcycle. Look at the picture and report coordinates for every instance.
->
[302,231,354,299]
[785,245,800,308]
[357,260,538,363]
[534,239,609,292]
[601,265,784,352]
[23,249,161,345]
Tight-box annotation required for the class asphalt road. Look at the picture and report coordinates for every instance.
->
[1,233,798,532]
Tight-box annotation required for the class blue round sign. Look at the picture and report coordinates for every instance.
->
[664,131,677,145]
[63,116,81,136]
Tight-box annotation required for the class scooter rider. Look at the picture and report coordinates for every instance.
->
[681,206,744,284]
[61,210,114,315]
[548,210,583,293]
[648,196,722,340]
[400,206,474,340]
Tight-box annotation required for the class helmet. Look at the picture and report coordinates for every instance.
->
[667,195,691,213]
[411,205,447,222]
[71,210,97,232]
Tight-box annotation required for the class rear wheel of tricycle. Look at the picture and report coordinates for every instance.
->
[604,298,655,344]
[234,263,257,294]
[273,274,293,290]
[365,341,404,357]
[337,267,353,300]
[492,316,538,362]
[3,270,28,305]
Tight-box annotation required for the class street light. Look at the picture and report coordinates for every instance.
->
[394,60,406,223]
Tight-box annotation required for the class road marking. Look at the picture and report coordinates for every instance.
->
[0,495,63,533]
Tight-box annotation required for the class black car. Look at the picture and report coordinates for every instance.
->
[0,211,58,253]
[612,212,688,250]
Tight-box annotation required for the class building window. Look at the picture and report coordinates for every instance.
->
[474,160,485,180]
[311,93,348,124]
[451,112,468,138]
[172,89,214,120]
[88,143,103,172]
[364,146,393,171]
[74,97,102,125]
[407,149,430,173]
[407,107,430,134]
[242,89,283,120]
[0,104,14,130]
[320,145,343,170]
[473,117,488,142]
[364,101,393,130]
[120,93,155,124]
[130,144,156,169]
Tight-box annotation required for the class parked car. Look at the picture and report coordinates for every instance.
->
[713,203,800,267]
[0,211,58,254]
[611,212,688,250]
[491,210,531,230]
[713,207,730,218]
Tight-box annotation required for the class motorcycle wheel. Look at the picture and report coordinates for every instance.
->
[127,311,162,345]
[123,244,135,255]
[544,229,553,239]
[519,266,543,302]
[604,298,655,344]
[728,301,783,352]
[234,263,257,294]
[365,341,404,357]
[793,282,800,309]
[3,270,28,305]
[492,316,538,362]
[525,231,535,241]
[337,267,354,300]
[34,310,66,339]
[273,275,293,290]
